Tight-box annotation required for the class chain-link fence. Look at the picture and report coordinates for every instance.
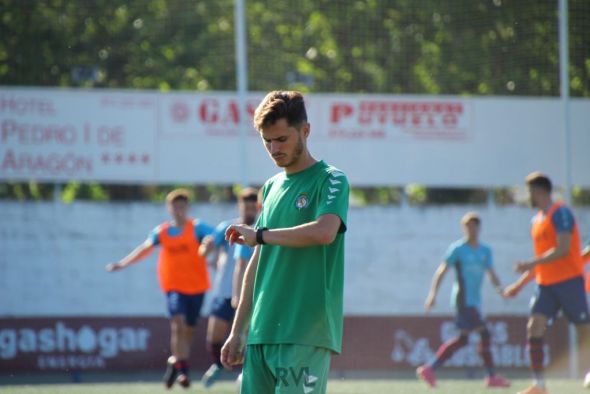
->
[2,1,589,96]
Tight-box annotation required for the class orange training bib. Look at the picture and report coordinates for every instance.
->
[157,220,210,294]
[531,202,583,286]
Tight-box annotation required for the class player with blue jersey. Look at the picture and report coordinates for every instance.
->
[417,212,510,389]
[199,188,258,388]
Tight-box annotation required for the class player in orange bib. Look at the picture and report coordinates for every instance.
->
[106,189,213,389]
[504,173,590,394]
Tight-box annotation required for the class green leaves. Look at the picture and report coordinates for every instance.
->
[0,0,588,96]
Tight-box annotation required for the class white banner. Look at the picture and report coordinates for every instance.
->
[1,87,589,187]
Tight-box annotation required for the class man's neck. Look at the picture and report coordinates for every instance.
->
[173,219,187,227]
[466,238,479,247]
[539,199,554,213]
[285,152,317,175]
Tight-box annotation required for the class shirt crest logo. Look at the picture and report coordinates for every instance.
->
[295,193,309,210]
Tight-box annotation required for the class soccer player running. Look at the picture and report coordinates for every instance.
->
[105,189,213,389]
[504,172,590,394]
[219,91,350,394]
[199,188,259,388]
[417,212,510,389]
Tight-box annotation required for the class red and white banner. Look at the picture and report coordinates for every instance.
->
[0,91,158,183]
[1,88,589,187]
[0,316,570,373]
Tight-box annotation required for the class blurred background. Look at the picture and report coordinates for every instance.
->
[1,0,589,384]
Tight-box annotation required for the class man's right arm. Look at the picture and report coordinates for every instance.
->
[232,245,259,334]
[232,259,244,308]
[106,239,155,272]
[425,262,449,311]
[232,249,251,308]
[221,245,260,369]
[198,235,216,257]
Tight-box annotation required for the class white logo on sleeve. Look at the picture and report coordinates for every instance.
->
[326,178,341,206]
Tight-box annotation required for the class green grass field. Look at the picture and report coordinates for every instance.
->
[2,379,589,394]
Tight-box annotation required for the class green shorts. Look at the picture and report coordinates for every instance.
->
[240,344,332,394]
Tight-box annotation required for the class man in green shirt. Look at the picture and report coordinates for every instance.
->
[220,91,349,394]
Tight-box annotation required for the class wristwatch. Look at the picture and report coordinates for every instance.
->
[256,227,268,245]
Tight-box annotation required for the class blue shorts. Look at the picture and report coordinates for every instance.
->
[166,291,205,327]
[531,276,590,325]
[210,297,235,322]
[455,306,486,331]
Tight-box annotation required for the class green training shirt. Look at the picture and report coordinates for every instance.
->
[248,160,349,354]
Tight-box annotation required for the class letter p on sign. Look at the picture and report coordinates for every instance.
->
[330,103,353,123]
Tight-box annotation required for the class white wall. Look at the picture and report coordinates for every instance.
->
[1,201,588,317]
[346,204,589,315]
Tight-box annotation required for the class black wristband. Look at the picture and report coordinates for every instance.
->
[256,227,268,245]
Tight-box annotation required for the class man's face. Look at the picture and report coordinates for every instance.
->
[260,118,308,169]
[463,220,480,240]
[528,186,541,208]
[167,199,189,223]
[239,200,258,226]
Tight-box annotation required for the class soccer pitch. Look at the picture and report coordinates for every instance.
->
[2,379,589,394]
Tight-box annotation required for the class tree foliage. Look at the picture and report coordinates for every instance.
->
[1,0,588,96]
[1,1,589,203]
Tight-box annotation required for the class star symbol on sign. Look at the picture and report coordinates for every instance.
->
[101,153,110,164]
[128,154,136,163]
[115,154,124,164]
[141,154,150,164]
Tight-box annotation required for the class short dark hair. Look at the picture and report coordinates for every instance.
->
[166,188,190,204]
[253,91,307,131]
[525,172,552,193]
[238,187,258,203]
